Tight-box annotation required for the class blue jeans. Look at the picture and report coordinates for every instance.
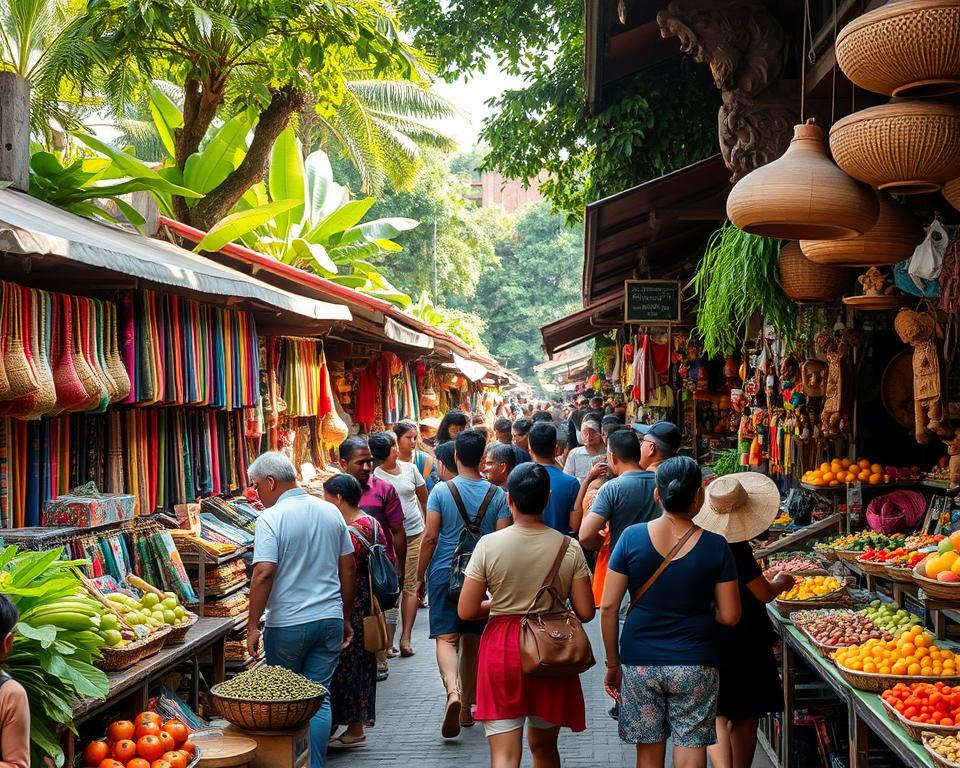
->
[265,618,344,768]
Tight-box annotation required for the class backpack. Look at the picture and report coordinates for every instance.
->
[447,480,497,602]
[348,517,401,611]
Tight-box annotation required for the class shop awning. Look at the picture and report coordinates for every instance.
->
[451,353,489,383]
[540,293,623,358]
[0,189,351,324]
[583,155,731,306]
[384,316,434,350]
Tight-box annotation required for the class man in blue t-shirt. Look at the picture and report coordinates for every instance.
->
[528,422,580,534]
[417,429,512,739]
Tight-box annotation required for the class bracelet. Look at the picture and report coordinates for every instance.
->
[605,659,620,668]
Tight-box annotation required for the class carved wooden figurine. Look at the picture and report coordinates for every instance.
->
[944,433,960,490]
[815,330,862,439]
[894,308,943,444]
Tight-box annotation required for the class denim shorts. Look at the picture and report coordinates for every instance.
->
[619,664,719,747]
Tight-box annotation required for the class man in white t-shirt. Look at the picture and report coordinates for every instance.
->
[562,417,606,482]
[370,431,427,657]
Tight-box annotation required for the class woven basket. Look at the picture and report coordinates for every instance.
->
[28,289,57,417]
[835,662,960,693]
[2,284,39,401]
[913,559,960,600]
[856,557,891,577]
[775,586,847,618]
[778,242,851,302]
[830,101,960,194]
[104,301,130,403]
[835,548,865,563]
[0,283,11,400]
[882,696,960,742]
[92,300,120,404]
[923,731,960,768]
[798,624,864,660]
[946,177,960,213]
[98,625,172,671]
[51,293,89,411]
[801,192,923,267]
[209,687,327,732]
[816,548,840,563]
[886,563,919,583]
[836,0,960,98]
[166,613,199,645]
[69,296,105,412]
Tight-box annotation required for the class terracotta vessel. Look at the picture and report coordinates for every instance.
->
[830,101,960,194]
[778,243,852,303]
[800,192,923,266]
[727,120,879,240]
[945,177,960,213]
[836,0,960,98]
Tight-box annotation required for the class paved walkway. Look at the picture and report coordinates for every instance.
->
[328,611,775,767]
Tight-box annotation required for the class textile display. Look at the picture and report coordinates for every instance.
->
[121,290,258,409]
[0,281,129,420]
[275,337,324,417]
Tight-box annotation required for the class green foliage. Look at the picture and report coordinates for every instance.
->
[449,201,584,379]
[690,223,797,358]
[397,0,719,219]
[0,547,109,767]
[407,292,487,352]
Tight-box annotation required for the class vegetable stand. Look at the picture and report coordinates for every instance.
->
[66,616,232,764]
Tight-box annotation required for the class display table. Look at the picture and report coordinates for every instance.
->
[66,617,233,761]
[769,606,934,768]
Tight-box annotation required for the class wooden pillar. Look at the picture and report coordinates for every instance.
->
[0,73,29,191]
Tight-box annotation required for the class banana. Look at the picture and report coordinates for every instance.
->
[24,611,100,631]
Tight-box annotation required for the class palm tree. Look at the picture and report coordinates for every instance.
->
[0,0,102,143]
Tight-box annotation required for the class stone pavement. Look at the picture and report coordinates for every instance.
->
[328,611,775,767]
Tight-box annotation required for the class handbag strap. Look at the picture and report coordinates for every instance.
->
[627,525,700,614]
[447,480,496,531]
[524,536,571,613]
[348,516,379,551]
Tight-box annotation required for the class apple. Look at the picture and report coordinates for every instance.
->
[937,571,960,583]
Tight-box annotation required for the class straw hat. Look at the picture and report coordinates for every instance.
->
[419,416,441,430]
[694,473,781,543]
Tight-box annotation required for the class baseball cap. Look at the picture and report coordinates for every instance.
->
[632,420,682,456]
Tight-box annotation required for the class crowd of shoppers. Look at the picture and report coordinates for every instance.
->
[246,397,789,768]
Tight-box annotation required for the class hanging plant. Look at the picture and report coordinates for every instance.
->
[690,223,798,358]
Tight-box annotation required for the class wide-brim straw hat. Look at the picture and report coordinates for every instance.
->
[418,416,441,430]
[694,472,781,543]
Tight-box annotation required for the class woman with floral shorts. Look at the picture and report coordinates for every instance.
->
[600,456,741,768]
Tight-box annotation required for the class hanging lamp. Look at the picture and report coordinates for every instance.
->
[726,119,879,240]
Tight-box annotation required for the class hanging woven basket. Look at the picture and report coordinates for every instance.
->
[800,192,923,266]
[836,0,960,98]
[830,101,960,194]
[778,242,852,303]
[945,177,960,213]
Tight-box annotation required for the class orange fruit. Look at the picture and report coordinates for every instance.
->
[136,736,165,762]
[162,752,188,768]
[823,471,835,482]
[869,473,882,485]
[841,458,851,469]
[107,722,135,743]
[134,713,162,729]
[82,741,110,767]
[858,469,870,481]
[113,739,137,763]
[161,720,189,749]
[128,761,151,768]
[135,723,161,741]
[871,463,883,475]
[157,732,176,754]
[820,462,831,473]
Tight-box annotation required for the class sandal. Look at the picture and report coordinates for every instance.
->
[328,736,367,750]
[441,692,462,739]
[459,706,475,728]
[386,646,399,658]
[399,646,415,657]
[377,662,389,682]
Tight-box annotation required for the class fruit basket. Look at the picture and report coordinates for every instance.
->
[210,688,327,732]
[74,748,199,768]
[166,612,200,645]
[857,556,891,577]
[881,697,960,742]
[914,558,960,600]
[774,587,847,618]
[98,624,172,672]
[835,663,960,693]
[887,563,919,584]
[798,625,856,660]
[924,732,960,768]
[835,548,866,563]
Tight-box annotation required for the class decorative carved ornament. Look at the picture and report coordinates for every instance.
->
[657,0,796,180]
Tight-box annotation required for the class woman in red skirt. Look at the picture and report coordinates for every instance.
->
[458,462,596,767]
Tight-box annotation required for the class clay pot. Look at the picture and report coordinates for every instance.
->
[945,177,960,213]
[836,0,960,98]
[830,101,960,194]
[778,242,852,303]
[727,120,879,240]
[800,192,923,266]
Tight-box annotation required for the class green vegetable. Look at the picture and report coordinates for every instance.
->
[712,449,742,477]
[217,665,327,700]
[0,547,109,767]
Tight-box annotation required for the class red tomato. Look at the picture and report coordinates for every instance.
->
[135,712,163,729]
[162,751,188,768]
[944,718,955,727]
[158,732,176,754]
[127,760,151,768]
[97,761,125,768]
[137,736,165,762]
[82,741,110,767]
[106,721,135,743]
[151,761,173,768]
[113,739,137,763]
[162,719,189,748]
[904,707,918,719]
[135,722,162,741]
[179,742,196,759]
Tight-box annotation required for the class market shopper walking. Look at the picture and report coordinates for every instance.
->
[601,457,740,768]
[323,473,386,751]
[458,463,595,768]
[563,418,606,483]
[527,422,580,535]
[696,475,795,768]
[395,420,438,491]
[484,442,519,488]
[417,430,512,740]
[437,410,469,444]
[371,431,428,658]
[247,452,356,768]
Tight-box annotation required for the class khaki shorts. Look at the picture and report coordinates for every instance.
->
[482,716,557,736]
[403,532,423,595]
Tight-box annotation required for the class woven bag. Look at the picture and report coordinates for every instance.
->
[69,296,106,412]
[26,289,57,417]
[104,301,131,402]
[0,284,11,401]
[80,298,110,412]
[51,292,91,411]
[0,287,44,418]
[92,300,120,403]
[1,284,39,401]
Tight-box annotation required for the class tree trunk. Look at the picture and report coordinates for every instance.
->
[0,73,31,191]
[187,87,305,232]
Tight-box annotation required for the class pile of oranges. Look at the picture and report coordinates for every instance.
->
[778,575,843,601]
[81,711,196,768]
[834,625,958,677]
[802,458,887,487]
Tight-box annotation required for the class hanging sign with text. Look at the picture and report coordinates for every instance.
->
[624,280,681,324]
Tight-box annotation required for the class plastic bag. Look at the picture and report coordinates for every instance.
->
[909,217,949,280]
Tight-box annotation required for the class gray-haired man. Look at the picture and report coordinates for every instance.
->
[247,451,355,768]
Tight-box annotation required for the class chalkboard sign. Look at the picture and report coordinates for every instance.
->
[624,280,681,323]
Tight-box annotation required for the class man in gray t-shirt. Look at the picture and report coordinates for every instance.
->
[247,452,355,768]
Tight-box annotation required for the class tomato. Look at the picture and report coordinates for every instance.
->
[151,761,173,768]
[107,721,135,743]
[127,760,151,768]
[135,712,163,729]
[158,732,176,754]
[82,741,110,767]
[135,722,162,741]
[904,707,918,719]
[112,739,137,763]
[162,751,188,768]
[944,717,956,727]
[97,761,125,768]
[137,735,166,762]
[179,742,196,759]
[162,719,189,748]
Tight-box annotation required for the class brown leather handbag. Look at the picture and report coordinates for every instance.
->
[519,537,595,677]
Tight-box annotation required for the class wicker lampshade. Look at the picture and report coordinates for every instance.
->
[800,192,923,266]
[836,0,960,98]
[830,101,960,194]
[778,243,852,303]
[727,120,879,240]
[945,177,960,213]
